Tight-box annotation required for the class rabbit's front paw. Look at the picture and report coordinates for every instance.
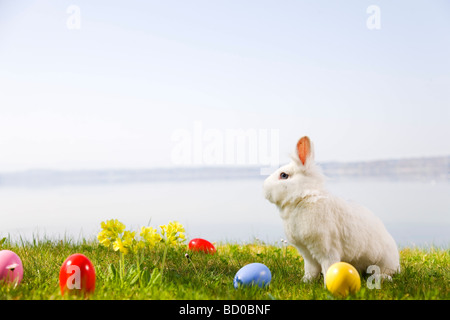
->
[301,273,316,283]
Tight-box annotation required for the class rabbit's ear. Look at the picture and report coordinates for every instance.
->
[296,136,312,165]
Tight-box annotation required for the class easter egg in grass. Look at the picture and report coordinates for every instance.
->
[0,250,23,286]
[59,253,96,297]
[233,263,271,289]
[188,238,216,254]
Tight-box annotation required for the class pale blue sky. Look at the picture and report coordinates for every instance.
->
[0,0,449,171]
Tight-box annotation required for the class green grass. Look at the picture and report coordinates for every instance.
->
[0,236,448,300]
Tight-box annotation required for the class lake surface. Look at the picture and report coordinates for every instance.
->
[0,178,449,248]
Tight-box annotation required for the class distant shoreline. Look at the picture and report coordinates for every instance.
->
[0,156,448,186]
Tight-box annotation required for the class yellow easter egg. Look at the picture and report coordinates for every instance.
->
[325,262,361,297]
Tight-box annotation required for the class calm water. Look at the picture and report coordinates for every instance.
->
[0,179,449,247]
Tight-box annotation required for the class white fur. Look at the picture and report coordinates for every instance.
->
[263,137,400,283]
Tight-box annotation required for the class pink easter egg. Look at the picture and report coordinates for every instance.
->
[0,250,24,285]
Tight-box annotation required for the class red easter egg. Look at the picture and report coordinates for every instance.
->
[188,238,216,254]
[59,253,96,297]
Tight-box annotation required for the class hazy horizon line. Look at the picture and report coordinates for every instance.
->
[1,154,448,174]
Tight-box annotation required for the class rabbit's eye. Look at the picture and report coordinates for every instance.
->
[279,172,289,179]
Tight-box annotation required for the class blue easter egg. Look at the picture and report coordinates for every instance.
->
[233,263,272,288]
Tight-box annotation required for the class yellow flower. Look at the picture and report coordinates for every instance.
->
[122,230,135,245]
[160,221,186,245]
[101,219,125,233]
[113,230,139,255]
[99,218,186,254]
[97,230,111,247]
[135,240,145,251]
[113,238,129,255]
[140,226,162,248]
[98,219,126,248]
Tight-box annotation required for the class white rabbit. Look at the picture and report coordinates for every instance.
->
[263,136,400,283]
